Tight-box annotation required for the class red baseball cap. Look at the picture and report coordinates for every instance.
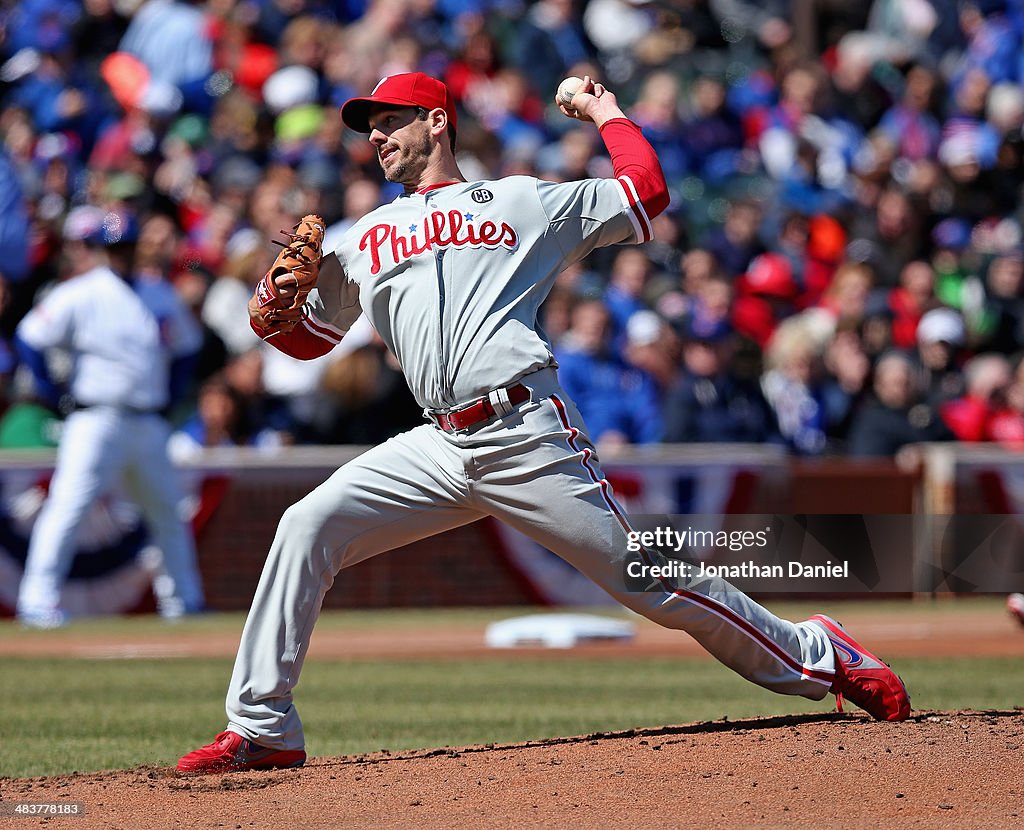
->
[341,72,457,133]
[740,253,797,299]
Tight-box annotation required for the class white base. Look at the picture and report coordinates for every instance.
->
[485,613,635,649]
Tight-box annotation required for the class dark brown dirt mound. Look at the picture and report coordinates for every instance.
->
[3,710,1022,830]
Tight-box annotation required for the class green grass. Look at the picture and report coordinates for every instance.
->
[2,652,1021,779]
[0,599,1014,778]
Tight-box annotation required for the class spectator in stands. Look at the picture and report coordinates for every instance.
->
[327,176,384,240]
[623,310,679,393]
[0,148,34,338]
[445,29,501,107]
[940,352,1015,441]
[310,334,423,445]
[6,46,108,149]
[644,206,687,283]
[220,348,292,448]
[828,31,892,132]
[513,0,592,97]
[773,211,811,297]
[940,69,1018,221]
[538,284,578,351]
[859,290,896,361]
[731,252,799,349]
[800,214,848,308]
[688,271,734,342]
[848,351,955,457]
[627,71,687,182]
[170,375,246,454]
[914,307,968,407]
[760,316,831,455]
[979,248,1024,354]
[472,67,548,153]
[883,260,940,349]
[930,217,976,312]
[951,1,1021,89]
[536,123,601,183]
[603,247,653,350]
[582,0,654,64]
[0,272,17,411]
[662,316,778,444]
[756,63,860,215]
[201,227,268,357]
[706,199,764,278]
[985,82,1024,203]
[877,64,941,163]
[849,186,925,287]
[277,14,331,72]
[815,260,874,330]
[821,327,871,446]
[682,75,744,183]
[115,211,207,414]
[556,300,662,447]
[680,248,722,297]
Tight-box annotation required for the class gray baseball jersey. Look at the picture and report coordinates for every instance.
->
[220,173,844,752]
[304,175,651,410]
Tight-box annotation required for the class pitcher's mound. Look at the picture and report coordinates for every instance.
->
[9,710,1022,829]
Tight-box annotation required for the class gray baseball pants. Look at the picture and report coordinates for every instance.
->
[225,368,834,750]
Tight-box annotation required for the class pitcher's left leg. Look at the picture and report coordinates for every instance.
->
[471,394,835,701]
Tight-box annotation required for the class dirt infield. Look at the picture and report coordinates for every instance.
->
[3,602,1023,828]
[2,711,1021,829]
[3,602,1023,661]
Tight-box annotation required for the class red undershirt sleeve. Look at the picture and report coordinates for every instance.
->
[598,117,671,240]
[250,313,342,360]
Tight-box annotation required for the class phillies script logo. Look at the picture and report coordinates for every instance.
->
[360,210,518,275]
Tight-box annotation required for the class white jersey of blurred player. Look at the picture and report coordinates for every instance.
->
[15,209,204,626]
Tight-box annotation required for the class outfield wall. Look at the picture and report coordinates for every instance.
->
[1,444,1020,614]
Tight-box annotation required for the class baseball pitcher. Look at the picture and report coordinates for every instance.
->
[179,73,909,773]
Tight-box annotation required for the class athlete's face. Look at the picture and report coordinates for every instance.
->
[367,106,433,185]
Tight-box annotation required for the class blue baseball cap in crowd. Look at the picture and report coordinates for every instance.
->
[931,218,972,251]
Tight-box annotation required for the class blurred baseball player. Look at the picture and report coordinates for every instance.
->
[15,206,204,628]
[179,73,909,773]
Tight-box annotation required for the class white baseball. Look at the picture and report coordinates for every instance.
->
[557,76,584,109]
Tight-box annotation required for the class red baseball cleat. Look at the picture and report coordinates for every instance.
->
[809,614,911,722]
[177,730,306,773]
[1009,593,1024,628]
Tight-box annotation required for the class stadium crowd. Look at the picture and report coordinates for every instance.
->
[1,0,1024,456]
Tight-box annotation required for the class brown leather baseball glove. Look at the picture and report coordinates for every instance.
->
[252,214,326,332]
